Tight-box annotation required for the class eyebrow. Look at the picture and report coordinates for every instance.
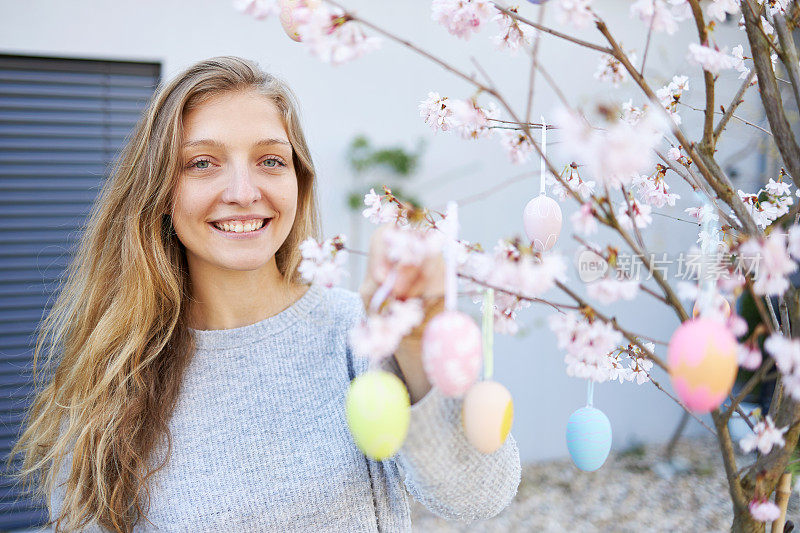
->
[182,138,292,149]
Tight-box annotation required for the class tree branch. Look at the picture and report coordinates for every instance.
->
[741,0,800,186]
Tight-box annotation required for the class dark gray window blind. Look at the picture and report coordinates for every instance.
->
[0,54,160,531]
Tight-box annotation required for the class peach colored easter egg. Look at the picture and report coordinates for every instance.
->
[667,318,738,414]
[462,380,514,454]
[278,0,317,42]
[523,194,562,252]
[422,310,482,397]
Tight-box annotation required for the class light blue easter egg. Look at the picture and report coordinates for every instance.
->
[566,406,612,472]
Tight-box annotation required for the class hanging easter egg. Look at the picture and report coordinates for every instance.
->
[278,0,319,42]
[462,380,514,454]
[566,406,612,472]
[422,310,482,397]
[668,318,738,414]
[692,296,731,319]
[523,194,562,252]
[345,370,410,460]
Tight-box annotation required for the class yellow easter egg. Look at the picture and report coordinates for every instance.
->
[461,380,514,454]
[345,370,410,460]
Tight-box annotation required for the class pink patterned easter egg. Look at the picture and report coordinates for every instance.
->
[278,0,318,42]
[422,311,482,397]
[668,318,738,414]
[523,194,562,252]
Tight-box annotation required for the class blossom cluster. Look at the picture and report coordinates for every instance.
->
[739,414,788,455]
[547,165,596,203]
[298,235,350,288]
[554,106,667,191]
[348,298,425,362]
[737,230,799,296]
[547,311,659,383]
[419,91,538,165]
[764,333,800,401]
[463,239,568,335]
[655,75,689,125]
[234,0,380,65]
[736,178,795,230]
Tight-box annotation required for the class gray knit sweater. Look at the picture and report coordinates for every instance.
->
[49,283,521,532]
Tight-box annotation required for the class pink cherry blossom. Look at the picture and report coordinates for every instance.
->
[687,43,738,75]
[630,0,679,34]
[587,277,639,305]
[738,233,798,296]
[382,225,444,267]
[548,312,623,382]
[616,197,653,230]
[739,415,788,454]
[498,129,534,165]
[298,236,349,287]
[788,224,800,259]
[362,188,399,224]
[233,0,279,19]
[554,0,595,29]
[571,203,599,235]
[764,333,800,378]
[629,352,654,385]
[731,44,750,79]
[294,5,381,65]
[418,91,455,133]
[737,343,762,370]
[706,0,739,21]
[449,98,499,140]
[547,167,596,202]
[491,9,534,54]
[431,0,496,40]
[656,75,689,125]
[749,499,781,522]
[595,55,632,87]
[555,107,666,191]
[632,172,680,208]
[349,298,424,362]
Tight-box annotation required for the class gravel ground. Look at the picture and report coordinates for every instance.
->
[410,435,800,532]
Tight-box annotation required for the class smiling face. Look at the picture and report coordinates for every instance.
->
[171,89,298,277]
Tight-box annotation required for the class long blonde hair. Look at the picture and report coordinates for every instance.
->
[5,56,320,532]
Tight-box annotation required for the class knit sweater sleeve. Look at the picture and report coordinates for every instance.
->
[339,288,521,524]
[380,355,521,523]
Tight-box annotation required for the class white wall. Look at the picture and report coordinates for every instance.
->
[0,0,767,462]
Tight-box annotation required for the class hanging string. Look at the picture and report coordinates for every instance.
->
[366,268,399,373]
[586,380,594,408]
[482,288,495,381]
[539,117,547,196]
[695,191,719,316]
[444,201,458,312]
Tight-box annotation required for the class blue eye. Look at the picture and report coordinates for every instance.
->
[261,158,286,168]
[188,159,211,169]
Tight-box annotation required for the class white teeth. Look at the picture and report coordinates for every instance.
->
[212,219,266,233]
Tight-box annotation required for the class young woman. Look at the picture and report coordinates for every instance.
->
[9,56,520,532]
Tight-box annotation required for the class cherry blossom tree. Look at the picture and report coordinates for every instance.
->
[238,0,800,530]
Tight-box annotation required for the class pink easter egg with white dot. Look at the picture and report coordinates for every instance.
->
[422,310,482,397]
[523,194,562,252]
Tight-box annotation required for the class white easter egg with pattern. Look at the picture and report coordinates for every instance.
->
[523,194,562,252]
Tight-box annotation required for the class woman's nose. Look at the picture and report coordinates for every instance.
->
[221,164,262,206]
